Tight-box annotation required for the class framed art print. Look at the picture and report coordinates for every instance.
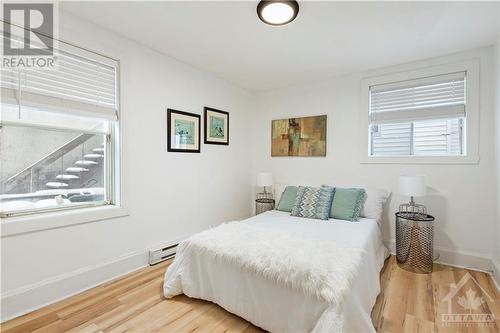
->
[167,109,201,153]
[271,115,327,157]
[204,107,229,145]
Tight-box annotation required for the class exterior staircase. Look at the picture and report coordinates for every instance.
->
[45,143,105,189]
[0,133,107,214]
[1,134,106,196]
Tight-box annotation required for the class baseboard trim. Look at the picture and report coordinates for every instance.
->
[0,250,149,322]
[386,240,495,274]
[492,260,500,292]
[433,249,494,274]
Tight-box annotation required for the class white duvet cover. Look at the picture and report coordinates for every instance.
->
[163,210,388,333]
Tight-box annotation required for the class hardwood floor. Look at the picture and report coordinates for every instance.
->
[372,256,499,332]
[2,255,499,333]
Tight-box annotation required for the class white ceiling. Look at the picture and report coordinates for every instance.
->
[61,1,499,92]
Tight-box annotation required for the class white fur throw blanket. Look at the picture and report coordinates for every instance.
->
[177,222,365,304]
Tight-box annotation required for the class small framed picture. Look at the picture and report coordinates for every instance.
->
[167,109,201,153]
[204,107,229,145]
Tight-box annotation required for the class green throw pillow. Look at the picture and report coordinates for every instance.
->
[276,186,298,212]
[330,188,366,221]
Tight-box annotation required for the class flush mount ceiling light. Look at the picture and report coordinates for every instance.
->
[257,1,299,26]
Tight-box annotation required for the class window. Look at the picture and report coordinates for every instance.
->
[0,31,120,218]
[360,59,480,164]
[369,72,466,157]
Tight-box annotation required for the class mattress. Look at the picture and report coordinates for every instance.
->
[164,210,388,332]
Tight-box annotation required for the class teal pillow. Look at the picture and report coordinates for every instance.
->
[291,186,335,220]
[276,186,299,212]
[330,188,366,221]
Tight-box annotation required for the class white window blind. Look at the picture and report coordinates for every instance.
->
[369,72,466,157]
[1,28,118,126]
[370,72,465,124]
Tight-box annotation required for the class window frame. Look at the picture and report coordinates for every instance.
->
[359,59,480,164]
[0,118,126,235]
[0,38,125,231]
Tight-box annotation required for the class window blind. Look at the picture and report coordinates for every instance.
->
[0,28,118,122]
[369,72,465,124]
[369,72,466,157]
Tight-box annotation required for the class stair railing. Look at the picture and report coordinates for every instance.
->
[1,133,95,193]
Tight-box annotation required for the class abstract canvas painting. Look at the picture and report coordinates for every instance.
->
[271,115,327,157]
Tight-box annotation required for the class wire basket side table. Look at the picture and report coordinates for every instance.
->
[395,211,435,273]
[255,198,275,215]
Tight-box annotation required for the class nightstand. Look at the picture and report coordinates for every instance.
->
[395,211,435,273]
[255,198,275,215]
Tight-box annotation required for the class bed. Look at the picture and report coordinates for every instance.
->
[163,208,388,333]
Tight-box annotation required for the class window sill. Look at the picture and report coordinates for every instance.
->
[1,205,129,237]
[359,154,479,165]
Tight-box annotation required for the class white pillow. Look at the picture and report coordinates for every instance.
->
[360,188,390,222]
[274,183,287,204]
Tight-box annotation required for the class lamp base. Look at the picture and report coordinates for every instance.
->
[257,186,273,200]
[399,196,427,214]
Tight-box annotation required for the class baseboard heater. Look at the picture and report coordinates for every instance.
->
[149,243,178,265]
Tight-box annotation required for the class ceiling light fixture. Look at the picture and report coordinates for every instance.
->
[257,1,299,26]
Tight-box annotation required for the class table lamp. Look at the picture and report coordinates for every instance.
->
[398,175,427,214]
[257,172,273,200]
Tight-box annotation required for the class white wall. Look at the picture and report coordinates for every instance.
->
[2,10,499,323]
[252,47,498,271]
[1,12,256,320]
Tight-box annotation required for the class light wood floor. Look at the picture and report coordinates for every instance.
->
[2,256,499,333]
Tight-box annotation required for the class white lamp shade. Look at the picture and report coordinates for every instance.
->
[257,172,273,187]
[399,175,426,197]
